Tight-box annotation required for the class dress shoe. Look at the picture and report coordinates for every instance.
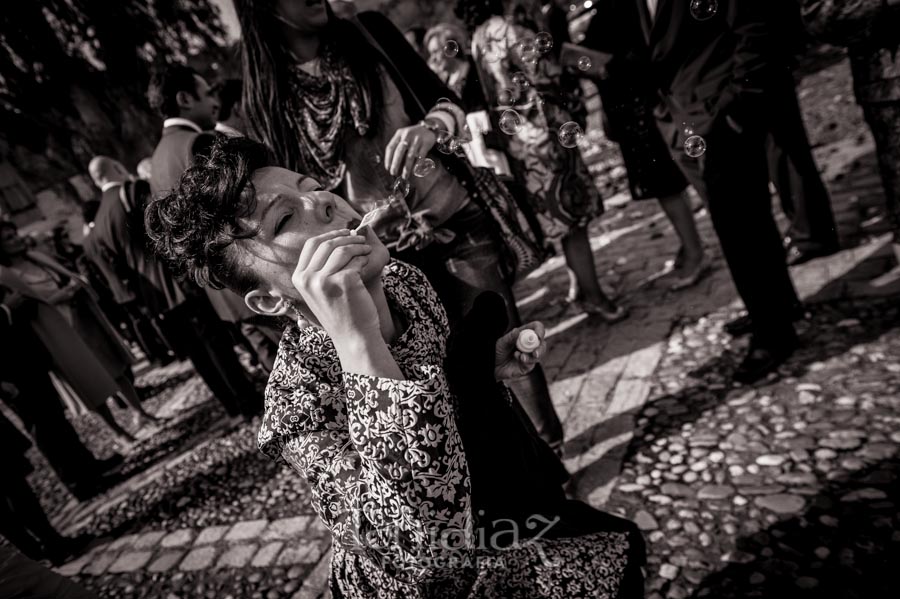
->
[786,243,840,266]
[724,304,808,337]
[670,254,712,291]
[733,337,798,384]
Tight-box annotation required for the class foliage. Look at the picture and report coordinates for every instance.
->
[0,0,227,189]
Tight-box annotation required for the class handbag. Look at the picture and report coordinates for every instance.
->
[350,16,548,283]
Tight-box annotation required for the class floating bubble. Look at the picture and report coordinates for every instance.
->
[498,109,523,135]
[392,177,411,199]
[372,153,382,165]
[535,31,553,54]
[689,0,718,21]
[519,38,539,65]
[511,72,530,90]
[684,135,707,158]
[443,40,460,58]
[498,87,519,106]
[558,121,584,148]
[413,157,436,178]
[436,133,461,155]
[683,125,695,136]
[577,56,592,71]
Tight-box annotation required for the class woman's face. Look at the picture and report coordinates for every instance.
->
[426,36,450,72]
[0,226,26,258]
[273,0,329,35]
[238,167,389,304]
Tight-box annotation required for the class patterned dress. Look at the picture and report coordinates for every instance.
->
[472,15,604,239]
[259,261,632,598]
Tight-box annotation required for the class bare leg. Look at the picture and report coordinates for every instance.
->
[561,226,618,312]
[658,190,705,272]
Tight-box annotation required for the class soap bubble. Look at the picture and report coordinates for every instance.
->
[498,87,519,105]
[577,56,592,71]
[535,31,553,54]
[558,121,584,148]
[518,38,539,65]
[436,133,461,155]
[498,109,523,135]
[412,157,436,178]
[511,72,530,90]
[392,177,411,199]
[443,40,460,57]
[684,135,707,158]
[689,0,718,21]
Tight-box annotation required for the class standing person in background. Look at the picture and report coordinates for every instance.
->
[0,288,123,502]
[84,156,262,419]
[801,0,900,291]
[0,222,160,445]
[457,0,627,319]
[147,64,279,382]
[764,0,840,267]
[636,0,801,383]
[582,1,710,291]
[214,79,247,138]
[235,0,564,450]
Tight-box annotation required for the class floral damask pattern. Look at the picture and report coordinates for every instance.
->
[259,261,630,597]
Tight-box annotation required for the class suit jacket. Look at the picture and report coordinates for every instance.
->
[636,0,775,136]
[84,180,186,316]
[149,125,215,197]
[149,124,252,322]
[801,0,900,104]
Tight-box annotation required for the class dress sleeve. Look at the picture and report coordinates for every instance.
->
[279,364,472,579]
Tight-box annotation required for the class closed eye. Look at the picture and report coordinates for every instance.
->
[274,212,292,234]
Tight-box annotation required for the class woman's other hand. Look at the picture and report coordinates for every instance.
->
[49,280,81,304]
[384,123,437,179]
[494,321,547,381]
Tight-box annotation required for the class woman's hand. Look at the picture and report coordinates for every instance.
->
[494,321,547,382]
[291,229,378,342]
[384,123,437,179]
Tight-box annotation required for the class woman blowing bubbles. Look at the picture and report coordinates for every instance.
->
[146,137,644,598]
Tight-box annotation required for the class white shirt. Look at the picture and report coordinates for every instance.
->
[162,117,203,133]
[215,122,244,138]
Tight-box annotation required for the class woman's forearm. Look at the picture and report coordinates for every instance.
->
[333,331,404,380]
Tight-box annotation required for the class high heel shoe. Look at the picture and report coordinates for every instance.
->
[577,300,630,323]
[670,255,712,291]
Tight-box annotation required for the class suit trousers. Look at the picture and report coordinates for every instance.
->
[158,299,261,418]
[669,115,800,346]
[766,70,839,251]
[862,101,900,240]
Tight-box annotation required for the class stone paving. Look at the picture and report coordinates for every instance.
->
[25,53,900,598]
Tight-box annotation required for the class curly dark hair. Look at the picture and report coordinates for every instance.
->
[147,64,200,119]
[144,136,273,294]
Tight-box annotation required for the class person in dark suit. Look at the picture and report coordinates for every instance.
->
[764,0,839,266]
[637,0,801,382]
[147,66,283,375]
[83,156,261,419]
[0,288,123,501]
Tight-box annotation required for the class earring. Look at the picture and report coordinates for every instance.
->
[287,300,309,330]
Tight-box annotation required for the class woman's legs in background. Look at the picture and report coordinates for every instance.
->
[657,189,706,275]
[114,375,161,424]
[561,225,621,315]
[93,402,137,443]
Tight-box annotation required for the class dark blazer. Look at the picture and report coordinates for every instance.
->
[637,0,775,136]
[84,180,186,317]
[149,124,215,197]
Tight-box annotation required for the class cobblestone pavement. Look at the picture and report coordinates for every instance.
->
[20,53,898,598]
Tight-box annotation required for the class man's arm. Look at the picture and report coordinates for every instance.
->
[714,0,774,120]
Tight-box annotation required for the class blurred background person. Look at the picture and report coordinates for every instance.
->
[801,0,900,291]
[214,78,247,138]
[581,1,710,291]
[0,220,159,446]
[235,0,564,450]
[136,157,153,181]
[1,287,123,502]
[457,0,627,320]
